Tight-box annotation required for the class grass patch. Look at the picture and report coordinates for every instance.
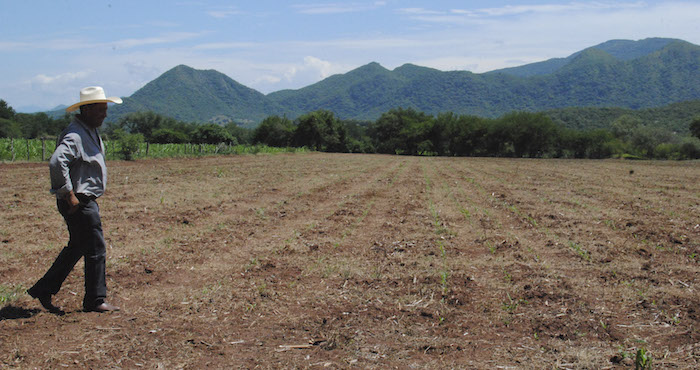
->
[0,284,25,306]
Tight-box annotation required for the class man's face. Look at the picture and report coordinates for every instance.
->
[80,103,108,128]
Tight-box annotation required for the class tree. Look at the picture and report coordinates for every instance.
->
[193,123,234,144]
[451,115,490,156]
[0,99,16,120]
[629,125,674,158]
[151,128,189,144]
[483,119,514,157]
[501,112,559,157]
[253,116,295,147]
[431,113,465,156]
[610,114,642,140]
[369,108,432,155]
[679,137,700,159]
[293,110,347,152]
[341,120,373,153]
[690,117,700,139]
[48,114,72,137]
[14,112,52,138]
[0,118,21,138]
[117,111,179,141]
[224,122,253,145]
[585,129,616,159]
[369,109,406,154]
[400,112,434,156]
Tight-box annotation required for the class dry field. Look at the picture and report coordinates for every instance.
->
[1,153,698,368]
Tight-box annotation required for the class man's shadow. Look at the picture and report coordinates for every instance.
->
[0,305,47,320]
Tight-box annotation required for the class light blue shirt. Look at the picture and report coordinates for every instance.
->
[49,116,107,199]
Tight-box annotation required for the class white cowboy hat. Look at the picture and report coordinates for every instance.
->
[65,86,123,112]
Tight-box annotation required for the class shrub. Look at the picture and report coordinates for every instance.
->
[111,129,144,160]
[679,137,700,159]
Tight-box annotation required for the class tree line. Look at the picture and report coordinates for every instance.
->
[2,99,699,160]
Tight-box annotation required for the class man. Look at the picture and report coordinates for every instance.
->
[27,86,122,313]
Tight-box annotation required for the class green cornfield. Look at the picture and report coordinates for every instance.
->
[0,138,307,162]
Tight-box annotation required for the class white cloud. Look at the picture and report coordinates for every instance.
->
[468,2,645,17]
[0,32,206,53]
[0,38,90,52]
[206,7,242,19]
[254,75,282,85]
[0,41,32,51]
[206,56,357,93]
[288,37,455,51]
[398,8,444,15]
[194,41,260,50]
[294,2,385,14]
[112,32,205,49]
[411,55,548,74]
[145,20,181,28]
[283,56,338,82]
[304,56,335,79]
[403,1,649,24]
[31,71,94,86]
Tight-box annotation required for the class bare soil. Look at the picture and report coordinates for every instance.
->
[1,153,698,368]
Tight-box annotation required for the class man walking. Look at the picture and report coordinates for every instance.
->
[28,86,122,313]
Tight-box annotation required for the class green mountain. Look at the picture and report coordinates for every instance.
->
[103,38,700,125]
[107,65,284,126]
[490,37,680,77]
[267,62,408,120]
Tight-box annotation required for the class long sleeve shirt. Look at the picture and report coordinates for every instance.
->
[49,117,107,199]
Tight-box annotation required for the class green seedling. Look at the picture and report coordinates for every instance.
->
[604,219,617,230]
[503,270,512,283]
[244,257,260,272]
[568,241,591,261]
[635,348,652,370]
[502,292,526,313]
[440,270,449,295]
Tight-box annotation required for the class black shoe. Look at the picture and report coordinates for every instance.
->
[84,302,120,313]
[27,289,64,314]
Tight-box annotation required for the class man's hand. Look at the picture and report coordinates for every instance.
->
[66,191,80,215]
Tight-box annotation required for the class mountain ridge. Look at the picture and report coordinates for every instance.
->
[94,37,700,126]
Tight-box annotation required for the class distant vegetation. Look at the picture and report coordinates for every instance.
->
[544,100,700,133]
[2,99,699,160]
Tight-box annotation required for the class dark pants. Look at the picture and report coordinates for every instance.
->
[29,196,107,308]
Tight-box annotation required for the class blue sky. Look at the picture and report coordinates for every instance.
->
[2,1,699,112]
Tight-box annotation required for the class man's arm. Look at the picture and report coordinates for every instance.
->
[49,133,81,213]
